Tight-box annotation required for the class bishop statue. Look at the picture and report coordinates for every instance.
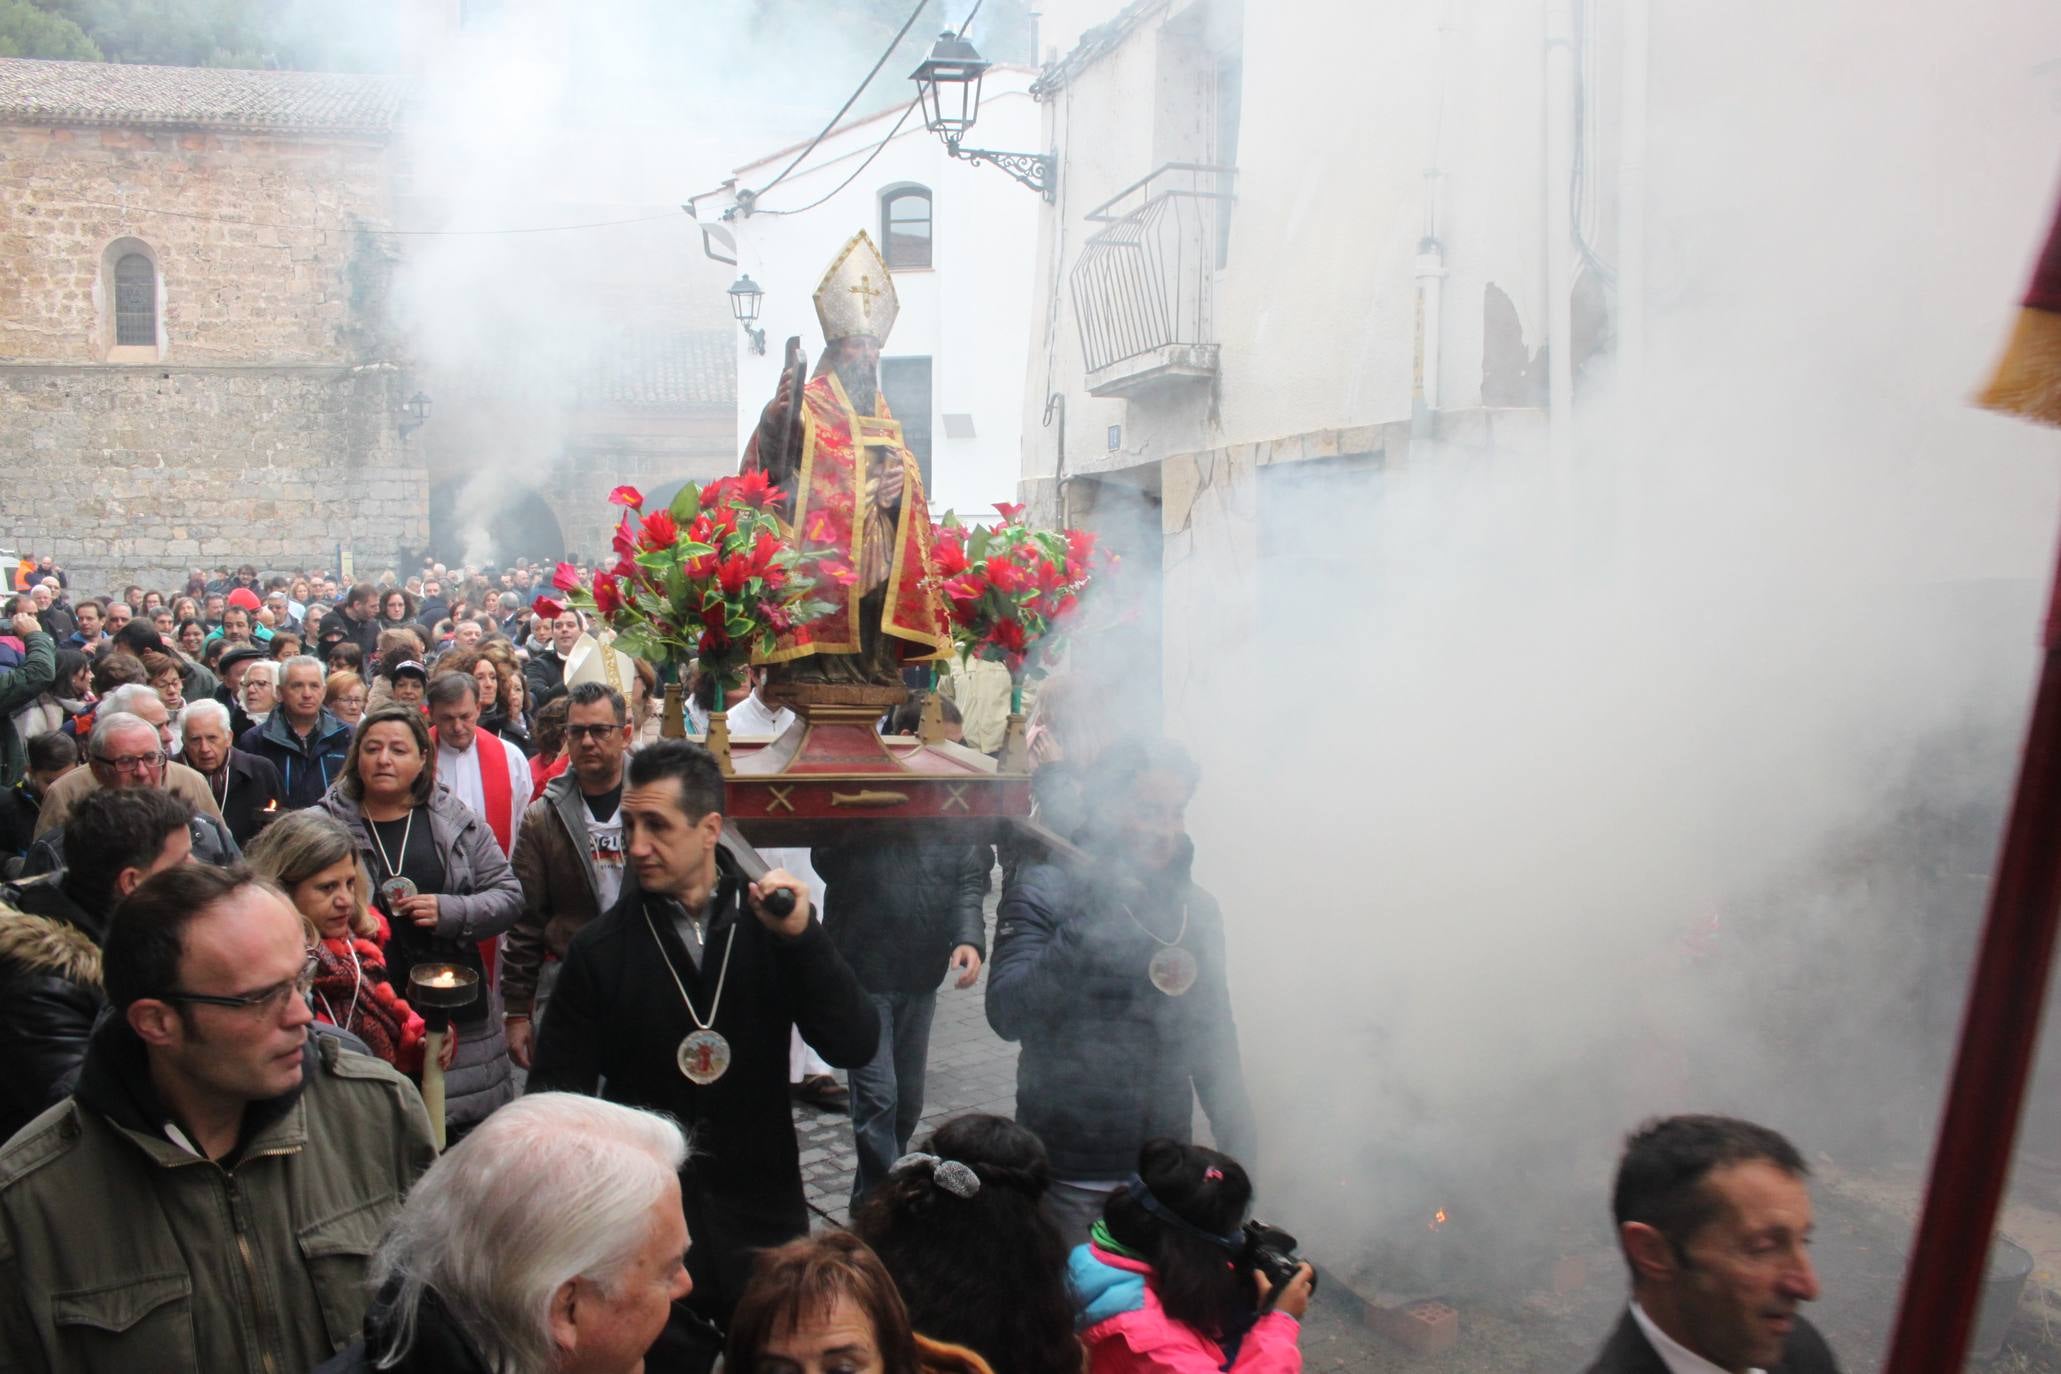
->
[742,230,952,690]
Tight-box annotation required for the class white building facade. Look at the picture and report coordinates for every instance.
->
[693,68,1043,523]
[1018,0,2061,743]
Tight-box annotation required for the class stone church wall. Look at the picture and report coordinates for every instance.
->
[0,121,425,593]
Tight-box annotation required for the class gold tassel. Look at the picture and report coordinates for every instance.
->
[1978,307,2061,427]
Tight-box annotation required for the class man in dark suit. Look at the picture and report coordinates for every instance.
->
[1583,1115,1841,1374]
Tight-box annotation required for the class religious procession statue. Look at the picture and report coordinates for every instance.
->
[740,230,952,694]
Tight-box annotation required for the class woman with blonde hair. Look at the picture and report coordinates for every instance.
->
[245,808,437,1073]
[326,669,369,728]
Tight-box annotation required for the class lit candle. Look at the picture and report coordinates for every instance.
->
[427,970,459,989]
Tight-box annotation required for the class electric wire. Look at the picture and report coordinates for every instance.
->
[743,0,933,205]
[751,0,989,219]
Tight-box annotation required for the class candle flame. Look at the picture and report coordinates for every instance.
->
[1428,1208,1448,1232]
[428,971,458,988]
[262,799,278,813]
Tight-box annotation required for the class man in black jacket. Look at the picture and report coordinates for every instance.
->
[180,701,284,847]
[0,787,194,1141]
[1582,1115,1840,1374]
[813,833,986,1204]
[530,739,877,1354]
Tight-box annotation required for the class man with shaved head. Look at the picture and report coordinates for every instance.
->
[0,864,436,1373]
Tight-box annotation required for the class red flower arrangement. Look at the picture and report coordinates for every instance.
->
[933,504,1104,687]
[556,478,842,695]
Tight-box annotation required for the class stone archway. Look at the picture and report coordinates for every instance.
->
[427,480,568,567]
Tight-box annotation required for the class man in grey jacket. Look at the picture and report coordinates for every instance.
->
[0,863,436,1374]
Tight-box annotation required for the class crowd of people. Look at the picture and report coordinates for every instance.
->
[0,552,1834,1374]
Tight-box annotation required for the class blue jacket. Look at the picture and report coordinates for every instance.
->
[985,840,1258,1179]
[239,708,352,809]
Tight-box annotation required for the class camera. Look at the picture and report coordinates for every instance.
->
[1241,1219,1317,1298]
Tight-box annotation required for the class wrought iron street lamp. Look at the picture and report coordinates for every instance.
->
[398,391,432,438]
[911,31,1054,202]
[728,274,767,355]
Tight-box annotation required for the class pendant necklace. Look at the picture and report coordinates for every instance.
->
[1123,901,1198,996]
[368,810,418,909]
[645,904,737,1084]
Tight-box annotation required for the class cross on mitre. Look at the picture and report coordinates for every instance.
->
[813,230,901,345]
[850,274,882,320]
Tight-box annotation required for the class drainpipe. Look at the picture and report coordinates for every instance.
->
[1544,0,1576,465]
[1415,229,1446,426]
[1616,0,1650,553]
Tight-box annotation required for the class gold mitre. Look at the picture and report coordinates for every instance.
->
[813,230,899,344]
[563,631,638,698]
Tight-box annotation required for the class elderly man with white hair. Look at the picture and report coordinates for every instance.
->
[315,1092,698,1374]
[181,698,286,846]
[22,709,240,875]
[33,683,223,832]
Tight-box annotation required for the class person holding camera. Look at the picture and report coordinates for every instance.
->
[1070,1139,1312,1373]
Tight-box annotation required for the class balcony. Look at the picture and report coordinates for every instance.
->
[1069,162,1236,399]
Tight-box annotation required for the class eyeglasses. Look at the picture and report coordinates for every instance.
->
[94,750,165,774]
[164,950,320,1016]
[565,724,626,741]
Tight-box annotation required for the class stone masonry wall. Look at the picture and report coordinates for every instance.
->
[0,119,420,594]
[0,363,428,593]
[0,123,392,364]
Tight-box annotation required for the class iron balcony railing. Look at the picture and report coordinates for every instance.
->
[1069,162,1237,379]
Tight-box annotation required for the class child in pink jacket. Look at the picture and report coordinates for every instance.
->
[1068,1140,1313,1373]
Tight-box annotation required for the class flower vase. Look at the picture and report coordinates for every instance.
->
[917,663,947,744]
[1000,675,1029,773]
[704,678,733,774]
[661,681,686,740]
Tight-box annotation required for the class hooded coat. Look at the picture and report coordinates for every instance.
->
[0,901,103,1142]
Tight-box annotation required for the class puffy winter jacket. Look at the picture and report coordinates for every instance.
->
[1069,1241,1301,1374]
[0,633,56,788]
[986,844,1257,1180]
[0,899,103,1143]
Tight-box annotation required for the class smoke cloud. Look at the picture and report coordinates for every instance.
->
[1093,0,2061,1320]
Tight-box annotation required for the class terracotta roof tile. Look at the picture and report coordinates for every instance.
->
[576,328,736,410]
[0,57,406,135]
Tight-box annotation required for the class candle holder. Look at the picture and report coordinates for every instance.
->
[408,962,478,1149]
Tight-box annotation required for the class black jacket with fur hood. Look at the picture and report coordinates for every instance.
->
[0,898,104,1143]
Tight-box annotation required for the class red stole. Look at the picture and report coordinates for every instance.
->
[429,725,513,982]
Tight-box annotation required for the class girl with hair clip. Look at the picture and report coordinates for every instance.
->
[1070,1139,1312,1374]
[850,1115,1081,1374]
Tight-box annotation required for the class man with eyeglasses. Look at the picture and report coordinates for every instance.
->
[0,864,436,1374]
[25,708,236,876]
[502,681,633,1070]
[0,787,194,1142]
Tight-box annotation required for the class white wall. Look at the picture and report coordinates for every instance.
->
[1020,1,1557,486]
[715,72,1042,522]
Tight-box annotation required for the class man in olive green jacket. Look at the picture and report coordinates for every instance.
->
[0,864,436,1374]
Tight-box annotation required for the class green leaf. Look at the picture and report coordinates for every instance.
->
[612,626,660,662]
[679,541,715,561]
[967,526,992,564]
[669,482,702,522]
